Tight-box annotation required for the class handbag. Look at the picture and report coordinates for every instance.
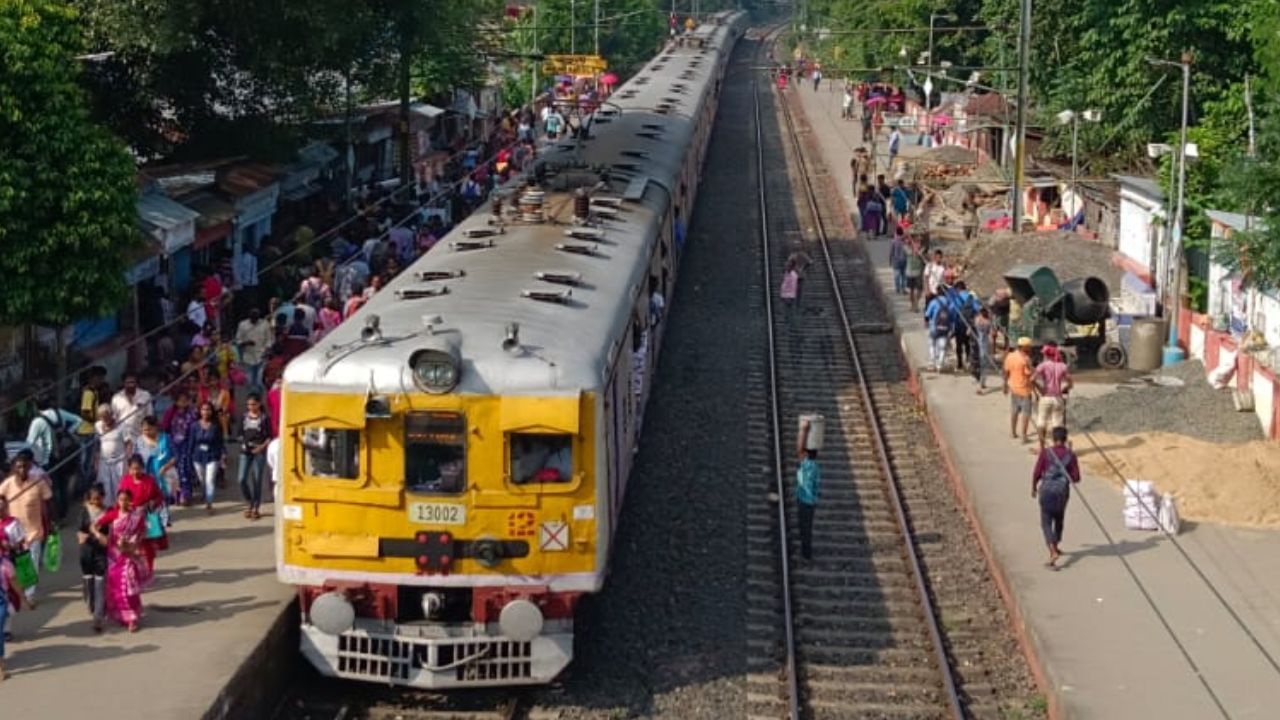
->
[13,550,38,589]
[145,511,165,540]
[42,531,61,573]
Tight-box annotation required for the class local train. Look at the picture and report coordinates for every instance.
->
[275,11,747,689]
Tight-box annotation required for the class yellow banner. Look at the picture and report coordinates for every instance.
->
[543,54,608,76]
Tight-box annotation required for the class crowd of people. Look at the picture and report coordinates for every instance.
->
[0,96,571,677]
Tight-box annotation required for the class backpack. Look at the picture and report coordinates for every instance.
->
[41,412,78,463]
[931,304,950,336]
[1039,449,1075,500]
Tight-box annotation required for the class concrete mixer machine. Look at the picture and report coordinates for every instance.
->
[1002,265,1127,369]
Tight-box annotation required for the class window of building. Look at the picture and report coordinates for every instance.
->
[509,433,574,484]
[300,427,361,479]
[405,412,466,494]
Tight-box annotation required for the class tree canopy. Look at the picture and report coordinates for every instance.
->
[0,0,140,327]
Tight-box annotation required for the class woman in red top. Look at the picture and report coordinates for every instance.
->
[118,455,165,572]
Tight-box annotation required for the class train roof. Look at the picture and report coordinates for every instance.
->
[284,12,745,397]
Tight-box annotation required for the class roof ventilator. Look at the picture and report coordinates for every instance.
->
[521,289,573,304]
[573,188,590,224]
[555,243,598,257]
[464,227,501,239]
[621,150,649,160]
[396,285,450,300]
[591,195,622,208]
[450,239,494,252]
[637,131,661,140]
[518,186,546,223]
[416,269,466,281]
[566,227,605,241]
[535,271,583,286]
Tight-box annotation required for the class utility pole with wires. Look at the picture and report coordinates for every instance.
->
[1011,0,1031,236]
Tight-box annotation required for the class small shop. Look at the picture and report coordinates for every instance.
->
[177,190,236,295]
[219,163,281,275]
[138,191,201,299]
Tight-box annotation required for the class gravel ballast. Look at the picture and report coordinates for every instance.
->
[1071,359,1264,443]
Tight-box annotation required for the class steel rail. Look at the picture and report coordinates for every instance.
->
[752,22,802,720]
[768,46,966,720]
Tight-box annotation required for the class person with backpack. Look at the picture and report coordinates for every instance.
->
[26,397,82,518]
[1032,426,1081,568]
[294,267,331,310]
[924,291,952,373]
[947,281,980,373]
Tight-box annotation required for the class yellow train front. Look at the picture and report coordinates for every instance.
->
[275,10,746,689]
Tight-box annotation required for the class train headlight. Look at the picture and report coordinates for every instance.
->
[310,591,355,636]
[499,599,544,642]
[410,349,460,393]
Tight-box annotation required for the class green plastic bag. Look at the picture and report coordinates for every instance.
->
[43,531,61,573]
[13,551,37,589]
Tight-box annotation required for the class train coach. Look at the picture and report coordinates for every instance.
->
[275,11,747,689]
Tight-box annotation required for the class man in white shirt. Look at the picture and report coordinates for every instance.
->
[923,249,947,307]
[110,373,153,439]
[235,308,274,394]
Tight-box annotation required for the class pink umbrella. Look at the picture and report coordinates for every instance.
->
[600,72,619,86]
[864,96,887,106]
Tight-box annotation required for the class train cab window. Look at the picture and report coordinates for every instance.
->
[300,427,361,479]
[510,434,574,484]
[405,412,467,494]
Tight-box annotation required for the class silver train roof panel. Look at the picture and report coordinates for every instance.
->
[284,12,746,397]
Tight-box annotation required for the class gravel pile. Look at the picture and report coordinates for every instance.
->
[957,229,1124,299]
[922,144,979,165]
[1071,359,1264,443]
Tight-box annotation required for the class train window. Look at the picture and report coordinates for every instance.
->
[405,412,467,494]
[509,434,574,484]
[300,427,361,480]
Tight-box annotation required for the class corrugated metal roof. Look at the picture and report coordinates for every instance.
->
[1206,209,1265,232]
[137,193,200,230]
[1112,173,1164,201]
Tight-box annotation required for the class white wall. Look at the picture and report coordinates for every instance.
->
[1118,190,1163,273]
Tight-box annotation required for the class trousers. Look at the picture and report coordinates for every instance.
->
[1039,491,1069,546]
[798,502,817,559]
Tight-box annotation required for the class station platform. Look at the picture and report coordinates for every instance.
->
[3,492,293,719]
[791,83,1280,718]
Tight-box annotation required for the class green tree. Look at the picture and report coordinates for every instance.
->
[0,0,140,327]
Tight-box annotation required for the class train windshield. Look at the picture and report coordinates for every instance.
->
[300,427,361,479]
[405,411,466,494]
[510,434,573,484]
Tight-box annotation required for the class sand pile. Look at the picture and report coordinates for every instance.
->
[1078,431,1280,528]
[957,230,1124,299]
[922,144,979,165]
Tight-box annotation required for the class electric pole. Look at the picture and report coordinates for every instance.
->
[1011,0,1031,235]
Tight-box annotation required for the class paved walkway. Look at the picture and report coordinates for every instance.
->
[3,489,291,719]
[792,83,1280,719]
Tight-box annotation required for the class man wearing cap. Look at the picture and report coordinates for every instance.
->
[1033,342,1073,451]
[1003,337,1035,442]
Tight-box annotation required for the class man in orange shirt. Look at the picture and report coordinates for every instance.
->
[1003,337,1036,443]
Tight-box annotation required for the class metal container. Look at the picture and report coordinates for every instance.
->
[798,414,825,451]
[1128,317,1166,371]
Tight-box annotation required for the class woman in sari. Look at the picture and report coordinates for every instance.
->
[161,392,197,506]
[94,489,151,632]
[136,415,177,520]
[119,455,165,573]
[0,495,27,672]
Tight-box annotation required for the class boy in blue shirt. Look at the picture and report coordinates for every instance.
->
[796,419,821,561]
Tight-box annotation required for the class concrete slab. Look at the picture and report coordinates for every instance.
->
[3,491,293,719]
[790,83,1280,719]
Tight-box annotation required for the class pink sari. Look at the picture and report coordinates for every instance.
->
[104,509,152,626]
[0,517,21,612]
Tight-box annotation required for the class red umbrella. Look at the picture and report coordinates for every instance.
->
[864,96,887,106]
[600,72,619,86]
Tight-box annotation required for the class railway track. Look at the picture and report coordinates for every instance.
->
[743,29,1039,720]
[270,685,532,720]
